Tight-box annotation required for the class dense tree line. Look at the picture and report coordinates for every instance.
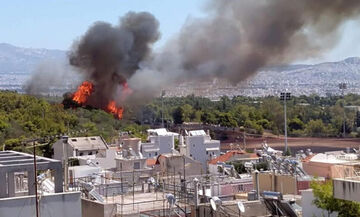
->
[137,94,360,137]
[2,91,360,156]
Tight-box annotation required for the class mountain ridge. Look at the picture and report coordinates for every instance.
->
[0,43,66,73]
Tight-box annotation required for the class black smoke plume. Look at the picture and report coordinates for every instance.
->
[68,11,160,108]
[27,0,360,105]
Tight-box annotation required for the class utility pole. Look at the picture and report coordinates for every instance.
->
[33,142,39,217]
[280,92,291,155]
[339,83,347,137]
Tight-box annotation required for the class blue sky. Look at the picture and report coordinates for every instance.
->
[2,0,360,64]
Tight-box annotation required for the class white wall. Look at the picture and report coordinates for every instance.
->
[186,136,207,170]
[0,192,81,217]
[141,135,174,158]
[186,135,220,171]
[301,189,338,217]
[78,149,117,169]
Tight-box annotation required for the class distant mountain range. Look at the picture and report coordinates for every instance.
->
[262,57,360,84]
[0,43,360,96]
[0,43,66,74]
[165,57,360,97]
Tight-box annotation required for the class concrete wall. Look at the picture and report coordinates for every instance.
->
[302,189,337,217]
[303,161,332,178]
[333,178,360,202]
[256,172,298,195]
[121,138,141,155]
[194,200,268,217]
[157,155,203,176]
[112,168,154,184]
[116,158,147,171]
[303,161,355,179]
[0,192,81,217]
[78,149,117,169]
[81,199,117,217]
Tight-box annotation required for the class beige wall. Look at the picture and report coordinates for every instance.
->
[303,161,332,178]
[303,161,356,179]
[255,172,297,195]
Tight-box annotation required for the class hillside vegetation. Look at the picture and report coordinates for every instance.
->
[1,91,360,156]
[139,94,360,138]
[0,91,146,156]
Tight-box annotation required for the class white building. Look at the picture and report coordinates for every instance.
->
[141,128,179,158]
[180,130,220,171]
[53,136,108,161]
[76,147,119,169]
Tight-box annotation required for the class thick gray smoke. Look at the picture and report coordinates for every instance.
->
[128,0,360,98]
[63,0,360,106]
[24,61,81,95]
[68,11,160,108]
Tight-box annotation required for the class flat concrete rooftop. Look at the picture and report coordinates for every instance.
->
[0,151,60,168]
[0,151,63,198]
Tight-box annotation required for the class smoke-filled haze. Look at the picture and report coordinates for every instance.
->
[26,0,360,107]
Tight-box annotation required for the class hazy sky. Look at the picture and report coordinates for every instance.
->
[2,0,360,64]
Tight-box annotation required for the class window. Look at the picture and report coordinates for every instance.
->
[88,152,93,155]
[90,138,96,140]
[71,139,77,142]
[134,162,140,169]
[155,152,158,155]
[206,151,208,154]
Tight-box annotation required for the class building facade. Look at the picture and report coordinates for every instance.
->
[180,130,220,170]
[141,128,178,158]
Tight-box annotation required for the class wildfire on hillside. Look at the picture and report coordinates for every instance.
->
[72,81,93,105]
[68,81,130,119]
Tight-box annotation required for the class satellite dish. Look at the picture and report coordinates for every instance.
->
[210,197,222,211]
[210,198,217,211]
[237,201,245,213]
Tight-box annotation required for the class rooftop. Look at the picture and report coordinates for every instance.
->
[209,150,259,165]
[0,151,60,168]
[147,128,179,136]
[188,130,207,136]
[306,153,359,164]
[66,136,108,151]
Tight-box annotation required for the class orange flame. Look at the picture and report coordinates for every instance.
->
[107,101,124,119]
[71,80,127,119]
[72,81,94,104]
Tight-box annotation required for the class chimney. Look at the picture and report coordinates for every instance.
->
[62,135,69,144]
